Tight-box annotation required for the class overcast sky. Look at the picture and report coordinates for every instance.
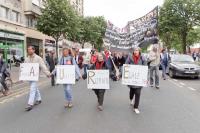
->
[84,0,164,28]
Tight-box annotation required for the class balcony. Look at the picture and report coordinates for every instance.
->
[24,0,42,16]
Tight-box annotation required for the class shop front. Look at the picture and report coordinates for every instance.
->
[0,30,25,62]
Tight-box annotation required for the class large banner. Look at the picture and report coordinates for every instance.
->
[19,63,39,81]
[105,7,158,51]
[122,65,148,87]
[87,70,110,89]
[56,65,75,84]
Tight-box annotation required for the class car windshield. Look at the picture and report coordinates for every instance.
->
[172,55,194,62]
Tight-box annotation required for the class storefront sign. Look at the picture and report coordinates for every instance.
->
[0,31,24,40]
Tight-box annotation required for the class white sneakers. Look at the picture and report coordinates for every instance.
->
[134,108,140,114]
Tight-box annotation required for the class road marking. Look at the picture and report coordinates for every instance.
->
[188,87,196,91]
[173,79,178,82]
[179,82,185,86]
[168,80,183,88]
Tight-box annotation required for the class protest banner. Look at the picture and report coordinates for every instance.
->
[87,70,110,89]
[122,64,148,87]
[19,63,39,81]
[56,65,75,84]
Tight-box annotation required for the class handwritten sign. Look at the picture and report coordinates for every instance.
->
[19,63,39,81]
[56,65,75,84]
[87,70,110,89]
[122,64,148,87]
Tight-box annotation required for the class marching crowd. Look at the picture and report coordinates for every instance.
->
[24,40,171,115]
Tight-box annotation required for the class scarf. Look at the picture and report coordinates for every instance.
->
[133,54,140,64]
[95,61,104,70]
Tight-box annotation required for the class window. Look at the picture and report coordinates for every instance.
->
[26,16,37,28]
[0,6,9,19]
[11,11,20,22]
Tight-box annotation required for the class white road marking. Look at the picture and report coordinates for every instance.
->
[173,79,178,82]
[188,87,196,91]
[168,80,183,88]
[179,82,186,86]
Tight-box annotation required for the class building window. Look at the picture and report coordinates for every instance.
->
[26,16,37,28]
[0,6,9,19]
[11,11,20,22]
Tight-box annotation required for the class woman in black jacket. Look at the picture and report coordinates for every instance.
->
[92,53,107,111]
[125,47,146,114]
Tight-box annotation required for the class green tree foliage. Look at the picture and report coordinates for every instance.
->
[37,0,77,58]
[159,0,200,53]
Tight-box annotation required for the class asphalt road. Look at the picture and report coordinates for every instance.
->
[0,75,200,133]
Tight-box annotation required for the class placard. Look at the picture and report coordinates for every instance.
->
[19,63,39,81]
[87,70,110,89]
[56,65,75,84]
[122,64,148,87]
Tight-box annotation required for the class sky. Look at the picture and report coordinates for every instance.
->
[84,0,164,28]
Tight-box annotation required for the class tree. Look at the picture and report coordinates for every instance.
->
[159,0,200,53]
[37,0,77,58]
[76,16,107,49]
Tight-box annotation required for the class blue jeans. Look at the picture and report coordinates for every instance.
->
[149,66,159,87]
[83,64,89,75]
[63,84,72,102]
[28,81,41,105]
[161,63,167,79]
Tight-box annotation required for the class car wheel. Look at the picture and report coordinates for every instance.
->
[169,69,174,78]
[194,76,199,79]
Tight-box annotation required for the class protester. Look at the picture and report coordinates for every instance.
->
[74,48,83,69]
[149,43,160,89]
[82,52,91,78]
[125,46,146,114]
[192,51,197,61]
[52,48,82,108]
[118,52,125,76]
[160,48,170,80]
[103,48,113,75]
[90,50,97,65]
[92,53,108,111]
[25,46,51,111]
[46,51,57,86]
[0,55,10,96]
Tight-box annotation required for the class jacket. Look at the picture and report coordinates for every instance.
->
[148,51,160,66]
[25,53,50,76]
[125,53,147,88]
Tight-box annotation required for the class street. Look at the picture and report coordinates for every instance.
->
[0,73,200,133]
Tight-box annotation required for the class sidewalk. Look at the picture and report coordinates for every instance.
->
[9,66,20,84]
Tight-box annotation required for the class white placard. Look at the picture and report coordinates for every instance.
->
[122,64,148,87]
[87,70,110,89]
[56,65,75,84]
[19,63,39,81]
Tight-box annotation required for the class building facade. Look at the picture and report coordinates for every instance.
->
[0,0,84,62]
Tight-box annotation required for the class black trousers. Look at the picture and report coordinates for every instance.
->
[93,89,106,106]
[0,74,8,91]
[129,87,142,109]
[50,69,55,86]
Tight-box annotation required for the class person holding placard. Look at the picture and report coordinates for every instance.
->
[53,48,82,108]
[25,46,51,111]
[125,46,146,114]
[92,53,108,111]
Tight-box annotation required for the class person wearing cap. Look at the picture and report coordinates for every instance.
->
[125,46,146,114]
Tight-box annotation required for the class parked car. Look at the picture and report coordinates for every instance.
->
[169,54,200,79]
